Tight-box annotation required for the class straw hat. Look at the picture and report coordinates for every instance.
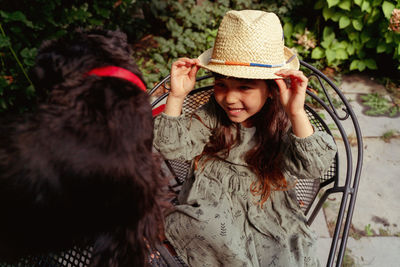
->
[198,10,299,79]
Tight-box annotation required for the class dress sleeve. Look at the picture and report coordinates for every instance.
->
[282,127,337,180]
[153,102,215,161]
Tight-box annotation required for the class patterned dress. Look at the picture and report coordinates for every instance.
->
[153,102,337,267]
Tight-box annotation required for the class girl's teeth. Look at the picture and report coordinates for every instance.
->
[229,108,243,114]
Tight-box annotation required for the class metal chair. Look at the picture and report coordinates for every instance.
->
[149,60,363,267]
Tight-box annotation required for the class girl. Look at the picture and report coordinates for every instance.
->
[154,10,337,267]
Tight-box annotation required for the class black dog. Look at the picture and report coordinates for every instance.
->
[0,29,167,266]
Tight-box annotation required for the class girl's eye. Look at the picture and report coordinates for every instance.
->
[214,82,226,88]
[239,85,252,90]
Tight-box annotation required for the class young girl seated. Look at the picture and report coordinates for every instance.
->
[153,10,337,267]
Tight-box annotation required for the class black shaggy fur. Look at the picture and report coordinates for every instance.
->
[0,29,167,266]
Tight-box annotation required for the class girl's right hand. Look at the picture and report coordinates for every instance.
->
[170,58,200,100]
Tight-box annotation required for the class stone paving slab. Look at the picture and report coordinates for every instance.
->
[339,94,400,138]
[310,206,331,238]
[315,237,333,266]
[317,237,400,267]
[339,74,388,95]
[323,138,400,236]
[319,77,400,235]
[314,74,400,266]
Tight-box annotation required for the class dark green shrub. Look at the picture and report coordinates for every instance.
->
[303,0,399,73]
[0,0,149,113]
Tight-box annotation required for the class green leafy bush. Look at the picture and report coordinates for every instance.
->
[0,0,150,113]
[308,0,400,72]
[2,0,399,114]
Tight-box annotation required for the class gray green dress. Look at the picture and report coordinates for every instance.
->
[153,102,337,267]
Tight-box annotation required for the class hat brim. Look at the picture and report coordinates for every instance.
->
[197,47,299,79]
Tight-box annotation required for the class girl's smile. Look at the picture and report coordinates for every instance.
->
[227,107,245,115]
[213,77,271,127]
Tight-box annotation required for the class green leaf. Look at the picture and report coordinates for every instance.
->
[397,42,400,56]
[377,43,387,53]
[372,0,383,6]
[338,0,352,11]
[357,47,366,58]
[88,18,103,26]
[350,60,360,70]
[93,6,111,19]
[0,35,11,48]
[354,0,363,6]
[382,1,395,19]
[321,40,331,49]
[314,0,325,9]
[175,43,187,54]
[311,47,325,59]
[335,48,348,59]
[367,8,381,24]
[184,37,196,49]
[20,47,37,67]
[384,31,394,43]
[283,22,293,39]
[352,19,363,31]
[339,16,351,28]
[153,53,165,64]
[364,58,377,69]
[331,12,344,22]
[361,30,371,43]
[347,44,356,55]
[361,1,372,13]
[0,11,34,28]
[322,7,335,20]
[348,32,359,41]
[293,21,307,34]
[338,41,349,49]
[358,60,366,71]
[327,0,340,8]
[323,26,335,40]
[326,49,336,63]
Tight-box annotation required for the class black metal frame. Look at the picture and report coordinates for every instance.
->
[150,60,363,267]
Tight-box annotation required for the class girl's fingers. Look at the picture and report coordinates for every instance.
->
[275,70,308,83]
[274,78,287,92]
[172,58,200,75]
[275,69,308,91]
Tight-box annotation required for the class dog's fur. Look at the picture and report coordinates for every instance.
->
[0,29,167,266]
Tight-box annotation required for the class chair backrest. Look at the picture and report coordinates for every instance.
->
[0,246,92,267]
[0,244,181,267]
[150,60,363,267]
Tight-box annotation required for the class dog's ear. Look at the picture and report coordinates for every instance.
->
[30,38,88,97]
[30,29,136,99]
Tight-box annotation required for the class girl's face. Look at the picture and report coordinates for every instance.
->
[213,77,271,127]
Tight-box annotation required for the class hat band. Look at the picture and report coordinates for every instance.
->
[209,54,296,68]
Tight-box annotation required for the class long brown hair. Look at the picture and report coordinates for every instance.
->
[195,78,291,207]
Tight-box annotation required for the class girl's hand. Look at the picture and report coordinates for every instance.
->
[274,69,313,138]
[274,69,308,118]
[163,58,200,117]
[170,58,200,100]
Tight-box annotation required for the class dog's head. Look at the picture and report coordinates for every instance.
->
[0,29,166,266]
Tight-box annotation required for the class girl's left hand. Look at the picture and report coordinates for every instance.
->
[274,69,308,118]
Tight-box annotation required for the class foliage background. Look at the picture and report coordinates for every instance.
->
[1,0,399,114]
